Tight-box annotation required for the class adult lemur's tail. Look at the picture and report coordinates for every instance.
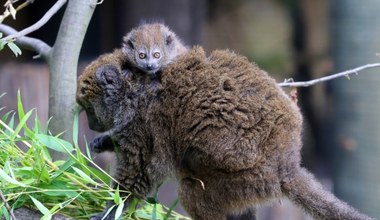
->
[282,168,374,220]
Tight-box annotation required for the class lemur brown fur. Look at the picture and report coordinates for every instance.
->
[77,46,373,220]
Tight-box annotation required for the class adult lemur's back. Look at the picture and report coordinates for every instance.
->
[77,47,373,220]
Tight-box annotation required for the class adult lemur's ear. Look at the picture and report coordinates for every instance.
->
[95,64,124,104]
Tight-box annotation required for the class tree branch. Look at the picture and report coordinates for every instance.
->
[278,63,380,87]
[0,0,35,23]
[1,0,67,41]
[0,23,51,60]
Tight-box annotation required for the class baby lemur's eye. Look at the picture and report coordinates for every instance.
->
[139,53,146,59]
[153,52,161,59]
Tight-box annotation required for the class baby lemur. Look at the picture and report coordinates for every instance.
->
[122,23,188,75]
[77,47,374,220]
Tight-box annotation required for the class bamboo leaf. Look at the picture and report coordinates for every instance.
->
[1,206,10,220]
[6,112,15,131]
[29,196,51,218]
[17,90,25,119]
[72,106,80,146]
[101,204,116,220]
[113,185,121,205]
[1,111,14,124]
[72,167,97,186]
[0,40,5,51]
[36,133,74,152]
[7,42,22,57]
[11,109,33,140]
[51,158,75,180]
[0,168,26,187]
[115,201,124,220]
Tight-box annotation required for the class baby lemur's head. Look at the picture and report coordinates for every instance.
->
[122,23,187,75]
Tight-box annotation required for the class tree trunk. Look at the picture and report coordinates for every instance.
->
[48,0,97,160]
[330,1,380,218]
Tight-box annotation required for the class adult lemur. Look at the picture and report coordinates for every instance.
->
[77,46,374,220]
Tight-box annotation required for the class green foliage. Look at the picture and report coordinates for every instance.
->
[0,33,22,57]
[0,93,189,220]
[7,41,22,57]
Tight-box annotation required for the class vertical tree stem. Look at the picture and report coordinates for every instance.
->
[48,0,97,160]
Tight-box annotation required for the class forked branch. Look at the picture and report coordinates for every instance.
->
[1,0,67,41]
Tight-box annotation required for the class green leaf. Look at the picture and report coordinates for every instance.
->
[72,167,98,186]
[84,139,92,159]
[1,111,14,125]
[6,112,15,131]
[115,201,124,220]
[35,133,74,152]
[51,158,75,180]
[0,168,26,187]
[134,209,154,220]
[87,166,110,185]
[1,206,10,220]
[101,204,116,220]
[7,42,22,57]
[38,181,78,197]
[29,196,51,218]
[17,90,25,119]
[35,163,50,183]
[113,185,122,204]
[72,106,80,146]
[0,40,5,51]
[11,109,33,140]
[126,198,139,216]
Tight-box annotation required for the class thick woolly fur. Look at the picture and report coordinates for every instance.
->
[77,47,373,220]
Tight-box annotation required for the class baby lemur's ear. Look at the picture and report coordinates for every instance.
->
[122,33,135,50]
[166,34,173,45]
[95,65,124,104]
[126,39,134,49]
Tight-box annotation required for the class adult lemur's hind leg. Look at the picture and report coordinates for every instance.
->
[179,178,226,220]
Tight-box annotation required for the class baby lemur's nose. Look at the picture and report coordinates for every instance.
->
[147,64,153,70]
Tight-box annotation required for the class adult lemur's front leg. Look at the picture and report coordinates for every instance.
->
[90,134,118,153]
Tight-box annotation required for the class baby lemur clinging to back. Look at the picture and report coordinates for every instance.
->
[77,47,374,220]
[122,23,188,75]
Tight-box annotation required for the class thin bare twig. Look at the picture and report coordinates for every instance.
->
[278,63,380,87]
[2,0,66,41]
[0,190,17,220]
[0,23,51,60]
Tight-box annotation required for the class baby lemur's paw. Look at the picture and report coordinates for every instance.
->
[90,134,115,153]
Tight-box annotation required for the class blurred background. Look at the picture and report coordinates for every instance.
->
[1,0,380,219]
